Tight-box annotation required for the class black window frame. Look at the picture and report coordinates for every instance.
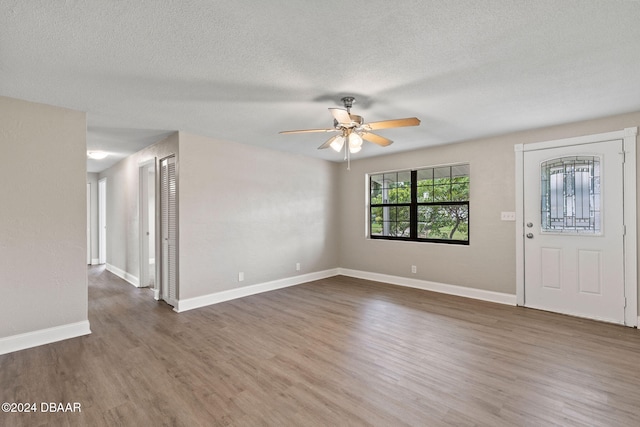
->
[369,165,470,245]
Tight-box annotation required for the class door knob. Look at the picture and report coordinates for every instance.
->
[526,233,534,239]
[526,222,533,228]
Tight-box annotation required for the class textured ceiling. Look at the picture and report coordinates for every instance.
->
[2,1,640,172]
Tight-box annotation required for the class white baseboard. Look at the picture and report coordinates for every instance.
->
[106,263,140,287]
[174,267,515,313]
[338,268,517,306]
[91,258,100,265]
[0,321,91,356]
[174,268,340,313]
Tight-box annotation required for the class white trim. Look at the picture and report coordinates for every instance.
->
[138,158,156,290]
[138,158,156,168]
[514,144,525,306]
[139,162,149,290]
[106,263,140,287]
[174,267,517,313]
[91,258,100,265]
[338,268,517,306]
[174,269,340,313]
[515,127,638,327]
[623,128,638,327]
[364,173,370,238]
[0,321,91,355]
[87,183,91,265]
[519,129,629,152]
[98,177,107,265]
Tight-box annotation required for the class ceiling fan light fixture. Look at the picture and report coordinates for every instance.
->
[349,144,362,154]
[87,150,108,160]
[348,132,363,148]
[330,135,345,152]
[348,132,363,153]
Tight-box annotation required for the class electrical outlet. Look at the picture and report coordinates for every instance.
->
[411,265,417,274]
[238,272,244,282]
[501,211,516,221]
[296,263,301,271]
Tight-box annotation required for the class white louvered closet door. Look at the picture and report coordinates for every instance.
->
[160,156,178,307]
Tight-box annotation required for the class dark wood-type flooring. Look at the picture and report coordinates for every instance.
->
[2,266,640,426]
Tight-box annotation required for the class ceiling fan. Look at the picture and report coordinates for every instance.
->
[279,96,420,157]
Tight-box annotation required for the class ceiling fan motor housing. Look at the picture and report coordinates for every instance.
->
[333,114,364,130]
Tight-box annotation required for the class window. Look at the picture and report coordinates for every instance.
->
[540,156,600,233]
[369,164,470,244]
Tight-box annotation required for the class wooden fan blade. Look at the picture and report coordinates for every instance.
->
[365,117,421,130]
[279,128,336,134]
[329,108,352,124]
[362,132,393,147]
[318,135,339,150]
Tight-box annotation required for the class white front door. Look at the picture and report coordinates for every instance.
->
[523,139,625,324]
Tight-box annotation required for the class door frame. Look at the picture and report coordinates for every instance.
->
[515,127,637,326]
[138,158,157,290]
[98,177,107,265]
[87,182,91,265]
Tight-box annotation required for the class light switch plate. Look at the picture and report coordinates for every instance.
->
[501,211,516,221]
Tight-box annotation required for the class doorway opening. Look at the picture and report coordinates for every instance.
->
[87,182,91,265]
[139,159,157,295]
[98,177,107,265]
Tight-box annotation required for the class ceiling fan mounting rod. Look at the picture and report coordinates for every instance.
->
[341,96,355,112]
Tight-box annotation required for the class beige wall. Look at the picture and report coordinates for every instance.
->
[178,132,339,299]
[99,130,339,302]
[337,111,640,297]
[99,133,179,281]
[0,96,88,338]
